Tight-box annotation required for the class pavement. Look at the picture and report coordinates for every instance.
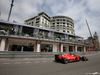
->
[0,53,100,75]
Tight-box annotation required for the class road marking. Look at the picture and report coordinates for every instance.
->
[25,62,31,63]
[15,62,21,64]
[3,63,10,64]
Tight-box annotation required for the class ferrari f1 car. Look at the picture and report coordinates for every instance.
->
[55,53,88,64]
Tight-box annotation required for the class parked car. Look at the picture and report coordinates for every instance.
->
[55,53,88,64]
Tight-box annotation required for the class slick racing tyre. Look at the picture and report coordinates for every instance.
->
[55,57,59,62]
[82,56,87,61]
[63,58,68,64]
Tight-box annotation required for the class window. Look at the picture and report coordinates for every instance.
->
[63,30,65,32]
[67,23,69,25]
[53,25,55,27]
[36,21,39,23]
[53,20,55,22]
[67,31,69,33]
[32,22,34,25]
[57,25,59,26]
[45,20,47,23]
[36,18,40,20]
[53,23,55,25]
[67,20,69,22]
[57,22,59,24]
[45,23,47,25]
[63,25,65,27]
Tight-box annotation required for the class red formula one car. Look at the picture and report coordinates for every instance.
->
[55,53,88,64]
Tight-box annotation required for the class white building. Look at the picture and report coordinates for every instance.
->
[25,12,50,29]
[25,12,75,34]
[50,16,75,34]
[0,20,91,52]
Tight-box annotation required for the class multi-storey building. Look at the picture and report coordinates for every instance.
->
[25,12,50,29]
[25,12,75,34]
[85,32,99,50]
[50,16,74,34]
[0,20,91,52]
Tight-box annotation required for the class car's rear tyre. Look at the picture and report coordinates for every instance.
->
[63,58,68,64]
[55,58,59,62]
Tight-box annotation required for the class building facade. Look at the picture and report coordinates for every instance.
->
[0,21,91,52]
[50,16,74,34]
[25,12,75,34]
[85,32,99,50]
[93,32,99,49]
[25,12,50,29]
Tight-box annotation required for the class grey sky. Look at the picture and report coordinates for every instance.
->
[0,0,100,40]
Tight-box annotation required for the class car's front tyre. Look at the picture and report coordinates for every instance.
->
[81,56,87,61]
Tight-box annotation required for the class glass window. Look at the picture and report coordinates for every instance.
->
[57,22,59,24]
[36,18,40,20]
[63,23,65,24]
[0,23,14,35]
[41,44,53,52]
[57,25,59,27]
[22,27,33,37]
[36,21,39,23]
[53,23,55,25]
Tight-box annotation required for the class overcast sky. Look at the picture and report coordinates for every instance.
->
[0,0,100,40]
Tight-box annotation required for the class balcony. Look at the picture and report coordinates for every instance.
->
[0,21,91,46]
[0,29,91,46]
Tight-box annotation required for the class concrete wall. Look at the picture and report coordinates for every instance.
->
[0,51,99,59]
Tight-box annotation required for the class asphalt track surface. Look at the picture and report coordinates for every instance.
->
[0,54,100,75]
